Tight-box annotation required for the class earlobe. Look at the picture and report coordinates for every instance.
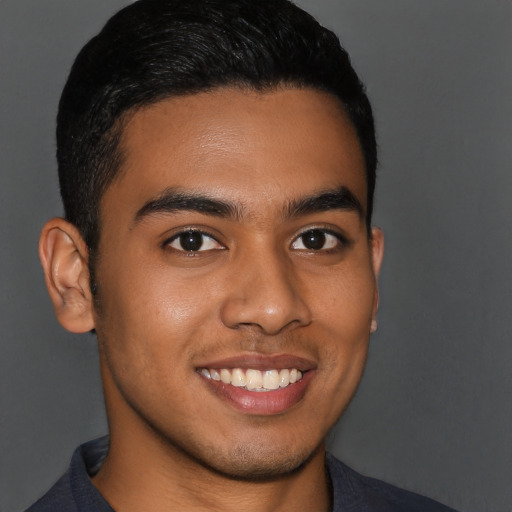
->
[39,218,95,333]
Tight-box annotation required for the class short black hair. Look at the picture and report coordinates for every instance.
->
[57,0,376,255]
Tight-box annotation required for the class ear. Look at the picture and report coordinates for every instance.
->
[369,227,384,332]
[39,218,95,333]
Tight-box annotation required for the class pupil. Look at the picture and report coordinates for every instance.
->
[180,231,203,251]
[302,230,326,250]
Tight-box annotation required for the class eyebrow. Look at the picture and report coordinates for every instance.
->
[133,185,364,225]
[134,188,243,224]
[284,186,364,220]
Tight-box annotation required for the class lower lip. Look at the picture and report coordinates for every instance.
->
[199,370,314,415]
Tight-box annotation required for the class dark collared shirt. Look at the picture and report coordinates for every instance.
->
[27,437,457,511]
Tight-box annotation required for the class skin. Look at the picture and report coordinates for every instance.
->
[40,87,383,512]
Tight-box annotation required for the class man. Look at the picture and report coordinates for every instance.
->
[29,0,456,510]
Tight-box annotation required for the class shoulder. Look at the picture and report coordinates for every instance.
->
[25,437,112,512]
[326,453,459,512]
[25,470,77,512]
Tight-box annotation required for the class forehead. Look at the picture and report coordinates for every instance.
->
[106,87,367,217]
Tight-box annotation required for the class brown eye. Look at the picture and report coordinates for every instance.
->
[291,229,340,251]
[301,230,326,250]
[167,230,222,252]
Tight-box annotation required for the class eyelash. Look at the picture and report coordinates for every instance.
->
[291,228,350,253]
[164,226,350,255]
[164,229,224,254]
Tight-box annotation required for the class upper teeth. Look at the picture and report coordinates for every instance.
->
[199,368,303,391]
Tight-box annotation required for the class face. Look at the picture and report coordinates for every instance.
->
[93,87,383,479]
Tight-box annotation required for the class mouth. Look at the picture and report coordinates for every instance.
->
[196,355,315,415]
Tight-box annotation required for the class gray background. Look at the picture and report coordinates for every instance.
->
[1,1,511,511]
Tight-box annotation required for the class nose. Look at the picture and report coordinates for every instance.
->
[219,250,312,335]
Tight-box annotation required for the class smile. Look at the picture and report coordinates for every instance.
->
[196,355,315,414]
[199,368,304,391]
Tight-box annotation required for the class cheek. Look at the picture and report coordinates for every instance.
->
[312,264,375,374]
[94,250,232,383]
[316,265,375,332]
[93,262,210,412]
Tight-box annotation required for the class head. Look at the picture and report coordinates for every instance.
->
[40,0,383,488]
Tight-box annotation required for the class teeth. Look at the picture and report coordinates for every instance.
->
[246,369,263,390]
[279,369,290,388]
[199,368,304,391]
[263,370,280,390]
[231,368,246,387]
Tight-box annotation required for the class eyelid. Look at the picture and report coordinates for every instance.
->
[290,226,351,251]
[163,228,225,252]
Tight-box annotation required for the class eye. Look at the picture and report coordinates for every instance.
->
[166,230,223,252]
[291,229,342,251]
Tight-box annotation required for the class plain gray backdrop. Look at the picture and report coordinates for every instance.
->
[1,1,511,511]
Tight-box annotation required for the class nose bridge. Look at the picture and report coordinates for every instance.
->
[220,243,311,335]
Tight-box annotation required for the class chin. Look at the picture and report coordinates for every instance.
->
[181,438,321,483]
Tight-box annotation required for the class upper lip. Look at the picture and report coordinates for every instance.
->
[196,353,316,372]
